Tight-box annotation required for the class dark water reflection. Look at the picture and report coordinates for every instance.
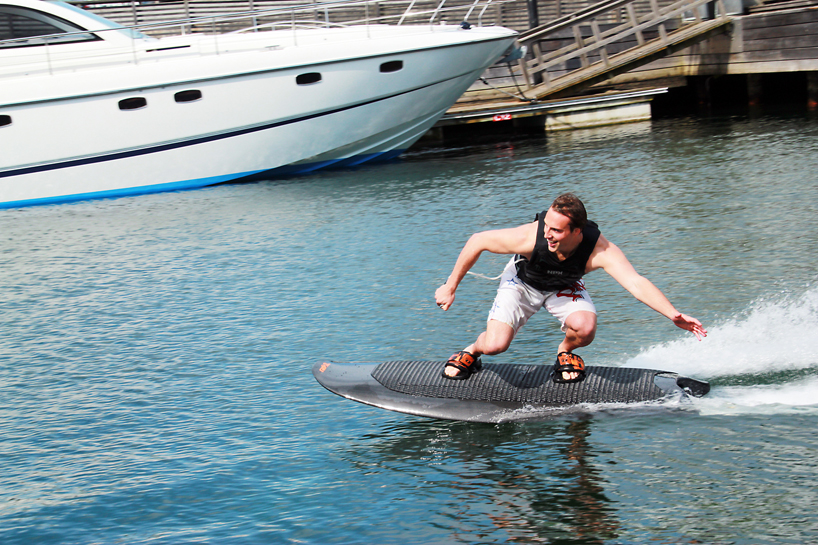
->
[345,419,618,544]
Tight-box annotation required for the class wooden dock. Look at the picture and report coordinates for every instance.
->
[437,87,667,132]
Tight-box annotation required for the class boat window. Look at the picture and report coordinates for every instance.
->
[175,90,202,103]
[0,114,11,127]
[0,5,98,48]
[119,97,147,110]
[296,72,322,86]
[380,60,403,73]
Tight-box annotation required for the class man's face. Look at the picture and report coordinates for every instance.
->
[543,207,582,255]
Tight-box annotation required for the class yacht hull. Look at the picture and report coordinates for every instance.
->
[0,2,517,208]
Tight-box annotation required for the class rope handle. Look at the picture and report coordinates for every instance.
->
[465,257,524,281]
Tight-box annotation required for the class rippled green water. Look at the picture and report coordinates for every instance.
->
[2,113,817,544]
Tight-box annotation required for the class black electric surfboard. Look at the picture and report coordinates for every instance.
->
[313,360,710,423]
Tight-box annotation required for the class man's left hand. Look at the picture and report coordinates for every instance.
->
[672,313,707,341]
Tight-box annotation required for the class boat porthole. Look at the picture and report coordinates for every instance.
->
[380,60,403,73]
[119,97,147,110]
[296,72,322,85]
[175,90,202,103]
[0,115,11,127]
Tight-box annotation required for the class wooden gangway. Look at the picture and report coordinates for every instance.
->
[514,0,733,99]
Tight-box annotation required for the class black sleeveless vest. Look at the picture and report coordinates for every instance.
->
[515,211,601,291]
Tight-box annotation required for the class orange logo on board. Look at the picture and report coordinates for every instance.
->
[319,362,331,373]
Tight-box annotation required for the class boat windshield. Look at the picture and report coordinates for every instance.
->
[0,1,153,48]
[54,1,154,40]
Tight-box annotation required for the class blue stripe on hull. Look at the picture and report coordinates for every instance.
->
[262,149,405,177]
[0,149,406,209]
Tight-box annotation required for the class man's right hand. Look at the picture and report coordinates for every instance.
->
[435,284,456,311]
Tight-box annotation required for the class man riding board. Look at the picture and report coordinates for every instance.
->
[434,193,707,382]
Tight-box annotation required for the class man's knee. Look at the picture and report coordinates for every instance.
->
[577,325,596,345]
[565,312,597,345]
[481,337,511,355]
[481,321,515,355]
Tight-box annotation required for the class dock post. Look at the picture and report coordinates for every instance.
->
[706,0,716,20]
[526,0,539,28]
[747,73,762,108]
[695,77,711,109]
[526,0,543,85]
[808,72,818,110]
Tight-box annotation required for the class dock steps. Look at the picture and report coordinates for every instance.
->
[515,0,733,99]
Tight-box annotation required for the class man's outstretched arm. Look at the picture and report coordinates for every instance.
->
[588,235,708,340]
[435,223,536,311]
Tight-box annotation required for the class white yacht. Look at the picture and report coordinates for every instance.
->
[0,0,518,208]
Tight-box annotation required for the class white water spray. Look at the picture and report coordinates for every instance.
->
[624,286,818,414]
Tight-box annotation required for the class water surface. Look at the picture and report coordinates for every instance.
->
[2,113,817,544]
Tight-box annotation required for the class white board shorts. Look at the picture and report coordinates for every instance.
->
[487,257,596,335]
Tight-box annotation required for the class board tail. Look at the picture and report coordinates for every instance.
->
[676,376,710,397]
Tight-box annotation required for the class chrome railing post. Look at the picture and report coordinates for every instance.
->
[182,0,190,34]
[44,37,53,75]
[430,0,447,25]
[398,0,417,26]
[478,0,494,27]
[131,28,138,65]
[292,8,297,45]
[463,0,480,24]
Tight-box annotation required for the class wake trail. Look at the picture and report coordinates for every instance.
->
[693,375,818,415]
[623,286,818,415]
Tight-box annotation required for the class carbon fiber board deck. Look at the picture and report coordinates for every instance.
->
[313,360,709,422]
[371,360,665,405]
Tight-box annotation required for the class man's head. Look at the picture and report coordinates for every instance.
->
[549,193,587,232]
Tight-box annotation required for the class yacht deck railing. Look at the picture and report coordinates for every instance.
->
[0,0,516,76]
[66,0,517,38]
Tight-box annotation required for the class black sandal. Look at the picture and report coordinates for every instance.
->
[553,352,586,384]
[442,351,482,380]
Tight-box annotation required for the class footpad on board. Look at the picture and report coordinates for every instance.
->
[371,361,668,406]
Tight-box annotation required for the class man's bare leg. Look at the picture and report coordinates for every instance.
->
[445,320,515,377]
[557,310,597,380]
[444,313,597,379]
